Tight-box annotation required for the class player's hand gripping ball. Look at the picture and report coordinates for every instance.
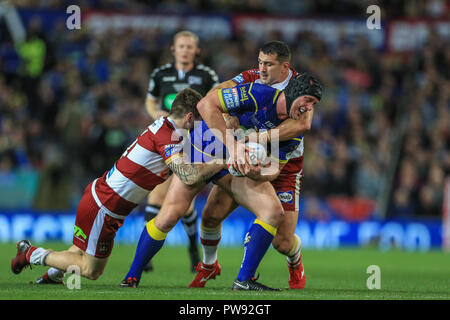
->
[227,142,268,177]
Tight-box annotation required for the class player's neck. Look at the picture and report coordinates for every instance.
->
[278,69,290,84]
[175,61,194,73]
[169,117,185,129]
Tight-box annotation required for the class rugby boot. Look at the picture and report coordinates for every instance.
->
[288,253,306,289]
[119,277,139,288]
[189,261,221,288]
[232,275,281,291]
[11,240,37,274]
[34,271,64,285]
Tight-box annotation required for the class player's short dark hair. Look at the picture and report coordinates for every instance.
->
[169,88,202,119]
[259,41,291,63]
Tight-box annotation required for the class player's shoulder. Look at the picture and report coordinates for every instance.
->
[243,68,260,76]
[233,69,260,84]
[151,63,174,77]
[148,117,175,136]
[250,82,277,92]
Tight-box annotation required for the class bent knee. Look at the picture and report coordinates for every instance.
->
[272,236,293,255]
[82,268,104,280]
[202,208,226,228]
[267,205,285,226]
[202,215,223,229]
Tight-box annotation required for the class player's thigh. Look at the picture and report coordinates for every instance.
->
[216,175,283,225]
[148,175,173,206]
[155,175,205,232]
[202,184,238,228]
[186,195,196,215]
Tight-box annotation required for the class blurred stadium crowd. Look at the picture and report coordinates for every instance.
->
[0,1,448,219]
[7,0,450,18]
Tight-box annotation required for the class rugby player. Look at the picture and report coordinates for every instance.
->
[10,88,224,283]
[190,41,314,289]
[145,30,219,272]
[119,73,322,290]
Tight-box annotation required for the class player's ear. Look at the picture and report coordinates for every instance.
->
[185,112,194,123]
[170,45,175,55]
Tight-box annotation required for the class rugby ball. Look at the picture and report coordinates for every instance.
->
[227,142,268,177]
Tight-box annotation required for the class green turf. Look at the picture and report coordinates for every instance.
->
[1,242,449,300]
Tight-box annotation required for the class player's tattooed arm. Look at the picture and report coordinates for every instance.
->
[167,157,224,185]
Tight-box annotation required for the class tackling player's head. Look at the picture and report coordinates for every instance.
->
[172,30,200,67]
[169,88,202,128]
[258,41,291,85]
[283,73,322,120]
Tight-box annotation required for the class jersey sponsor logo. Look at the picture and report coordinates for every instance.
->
[264,120,275,128]
[231,87,239,106]
[188,75,202,85]
[222,88,239,111]
[173,83,190,91]
[232,74,244,84]
[164,143,183,159]
[277,191,293,204]
[162,76,176,82]
[74,225,87,241]
[239,86,248,103]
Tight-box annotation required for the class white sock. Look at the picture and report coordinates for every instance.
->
[29,248,50,266]
[181,210,198,237]
[200,223,222,266]
[48,267,65,282]
[286,234,302,268]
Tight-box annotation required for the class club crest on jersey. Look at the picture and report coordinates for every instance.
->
[188,75,202,85]
[277,191,293,204]
[164,144,183,158]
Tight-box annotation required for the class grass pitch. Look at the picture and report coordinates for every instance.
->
[1,242,449,300]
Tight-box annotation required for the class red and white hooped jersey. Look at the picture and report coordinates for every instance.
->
[90,117,182,219]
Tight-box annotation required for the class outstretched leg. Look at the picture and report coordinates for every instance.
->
[121,177,206,287]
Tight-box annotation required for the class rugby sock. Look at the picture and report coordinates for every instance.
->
[144,204,160,222]
[28,247,50,266]
[181,210,198,245]
[200,223,222,265]
[237,219,277,282]
[125,218,167,281]
[47,267,65,282]
[286,234,302,268]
